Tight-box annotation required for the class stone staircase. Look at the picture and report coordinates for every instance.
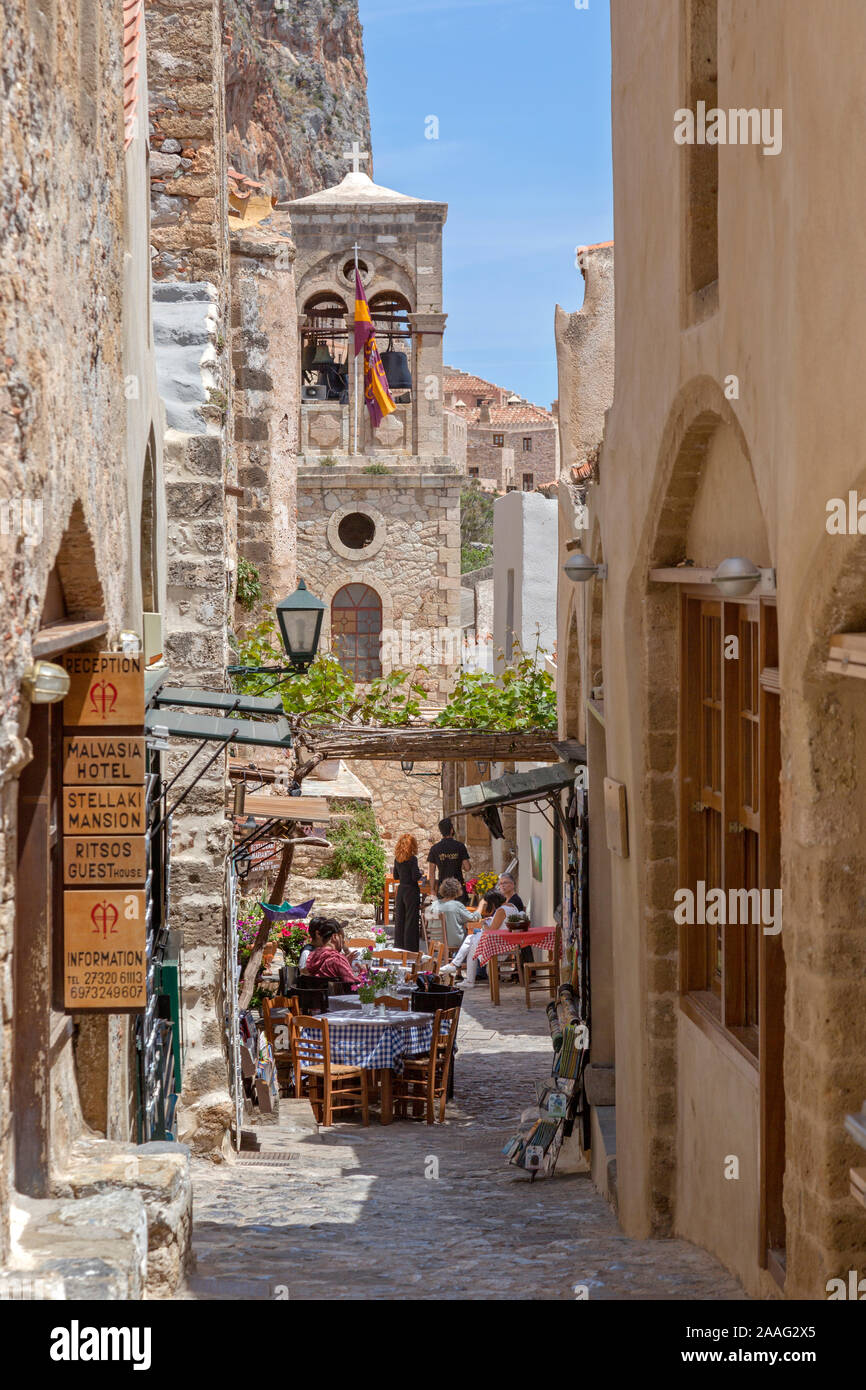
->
[286,871,377,926]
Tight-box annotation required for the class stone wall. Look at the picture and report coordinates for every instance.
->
[0,0,137,1262]
[147,0,230,286]
[347,760,443,865]
[231,217,299,626]
[296,466,462,700]
[147,0,235,1150]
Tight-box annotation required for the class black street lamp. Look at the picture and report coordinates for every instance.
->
[228,579,325,684]
[275,579,325,672]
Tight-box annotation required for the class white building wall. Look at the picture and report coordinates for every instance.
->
[492,490,558,662]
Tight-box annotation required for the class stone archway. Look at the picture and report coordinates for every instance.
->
[635,377,773,1239]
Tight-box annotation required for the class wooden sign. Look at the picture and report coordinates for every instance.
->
[63,786,146,834]
[603,777,629,858]
[63,889,147,1011]
[63,736,146,785]
[63,835,147,887]
[243,793,330,823]
[62,653,145,727]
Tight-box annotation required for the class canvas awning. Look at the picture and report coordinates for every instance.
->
[153,685,286,717]
[144,708,293,749]
[455,756,585,816]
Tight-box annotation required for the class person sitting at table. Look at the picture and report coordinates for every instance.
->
[298,916,327,971]
[303,923,361,991]
[427,876,482,952]
[440,890,513,988]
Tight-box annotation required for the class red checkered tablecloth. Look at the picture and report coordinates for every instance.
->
[474,928,557,967]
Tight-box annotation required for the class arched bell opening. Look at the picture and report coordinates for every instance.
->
[369,291,413,403]
[301,292,350,403]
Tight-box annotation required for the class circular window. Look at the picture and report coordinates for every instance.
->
[343,258,369,280]
[338,512,377,550]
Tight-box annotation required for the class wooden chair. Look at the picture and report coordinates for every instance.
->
[289,1015,369,1127]
[262,996,298,1095]
[373,995,409,1011]
[394,1007,459,1124]
[346,937,376,951]
[374,948,422,980]
[523,926,562,1009]
[423,914,450,959]
[428,940,446,975]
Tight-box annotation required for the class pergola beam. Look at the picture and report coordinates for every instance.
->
[294,727,559,763]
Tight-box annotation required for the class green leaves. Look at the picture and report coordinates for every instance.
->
[460,482,494,573]
[434,647,557,731]
[230,617,429,726]
[316,801,386,905]
[235,558,263,612]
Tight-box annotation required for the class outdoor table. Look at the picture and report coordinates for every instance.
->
[474,927,558,1005]
[291,1010,435,1124]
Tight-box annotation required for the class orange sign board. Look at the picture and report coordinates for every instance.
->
[63,889,147,1010]
[63,786,146,834]
[62,653,145,727]
[63,835,147,887]
[63,736,146,785]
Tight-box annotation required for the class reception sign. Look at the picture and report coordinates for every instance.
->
[62,889,147,1010]
[61,653,145,727]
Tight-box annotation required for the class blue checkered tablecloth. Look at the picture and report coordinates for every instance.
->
[300,1014,434,1074]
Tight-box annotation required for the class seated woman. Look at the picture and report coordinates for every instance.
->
[427,876,481,953]
[441,889,512,988]
[303,922,360,991]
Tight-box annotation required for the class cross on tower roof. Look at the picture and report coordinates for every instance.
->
[342,140,369,175]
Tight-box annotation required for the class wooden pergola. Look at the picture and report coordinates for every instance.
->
[291,726,559,763]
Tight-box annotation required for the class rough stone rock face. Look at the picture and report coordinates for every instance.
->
[224,0,372,200]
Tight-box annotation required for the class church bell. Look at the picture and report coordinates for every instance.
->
[380,348,412,391]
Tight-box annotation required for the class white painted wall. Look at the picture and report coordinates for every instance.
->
[514,762,557,927]
[492,490,559,662]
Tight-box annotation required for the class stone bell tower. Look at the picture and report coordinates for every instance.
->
[283,160,461,704]
[282,157,460,852]
[286,159,448,462]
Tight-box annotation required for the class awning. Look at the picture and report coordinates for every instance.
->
[145,708,293,749]
[153,685,286,717]
[456,757,585,816]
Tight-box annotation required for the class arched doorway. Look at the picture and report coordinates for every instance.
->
[640,380,783,1274]
[331,583,383,680]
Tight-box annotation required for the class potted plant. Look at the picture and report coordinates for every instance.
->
[275,920,310,987]
[357,963,400,1015]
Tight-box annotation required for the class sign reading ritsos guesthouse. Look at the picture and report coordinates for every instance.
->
[61,653,147,1012]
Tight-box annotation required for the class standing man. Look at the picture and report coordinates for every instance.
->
[427,817,471,902]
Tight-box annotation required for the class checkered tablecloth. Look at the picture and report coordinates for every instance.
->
[474,928,557,967]
[300,1015,434,1073]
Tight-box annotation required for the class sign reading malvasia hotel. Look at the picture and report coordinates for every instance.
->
[61,653,148,1011]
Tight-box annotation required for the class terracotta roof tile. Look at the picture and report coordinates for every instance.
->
[122,0,142,152]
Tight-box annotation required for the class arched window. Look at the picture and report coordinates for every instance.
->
[331,584,383,680]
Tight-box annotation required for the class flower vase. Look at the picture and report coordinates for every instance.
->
[361,1001,375,1017]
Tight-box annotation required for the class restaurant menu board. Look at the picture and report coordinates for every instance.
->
[62,890,147,1010]
[61,655,148,1011]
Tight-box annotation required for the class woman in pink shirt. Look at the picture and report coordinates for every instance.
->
[303,924,360,991]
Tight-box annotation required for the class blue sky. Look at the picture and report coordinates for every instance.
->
[357,0,612,409]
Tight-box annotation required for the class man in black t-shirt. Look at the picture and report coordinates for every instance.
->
[427,818,471,899]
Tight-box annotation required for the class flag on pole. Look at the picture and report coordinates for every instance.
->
[354,269,396,428]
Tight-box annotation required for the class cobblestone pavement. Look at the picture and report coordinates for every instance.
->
[177,984,747,1301]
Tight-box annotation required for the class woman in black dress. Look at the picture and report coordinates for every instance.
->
[392,833,425,952]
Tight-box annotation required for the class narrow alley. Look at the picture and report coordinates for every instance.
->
[180,985,745,1302]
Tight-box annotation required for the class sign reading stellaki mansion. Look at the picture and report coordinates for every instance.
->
[60,653,147,1011]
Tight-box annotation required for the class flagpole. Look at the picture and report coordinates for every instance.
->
[353,241,360,456]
